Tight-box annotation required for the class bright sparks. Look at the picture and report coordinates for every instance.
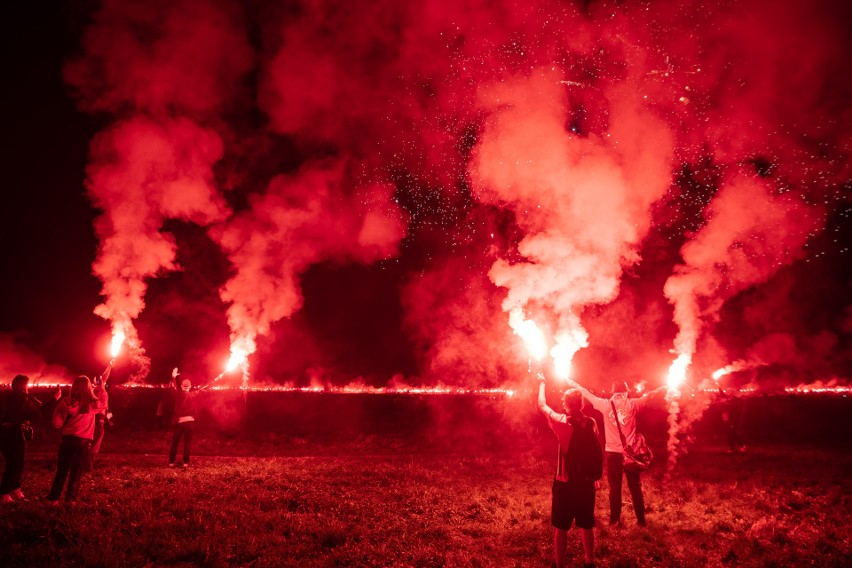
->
[508,308,547,362]
[666,353,691,393]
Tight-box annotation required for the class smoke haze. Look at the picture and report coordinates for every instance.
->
[2,0,850,392]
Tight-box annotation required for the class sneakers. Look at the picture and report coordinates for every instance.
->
[169,462,176,468]
[181,462,188,468]
[0,494,14,504]
[10,489,27,502]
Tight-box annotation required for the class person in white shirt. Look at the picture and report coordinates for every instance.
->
[566,378,664,526]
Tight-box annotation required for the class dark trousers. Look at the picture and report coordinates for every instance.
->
[170,422,194,464]
[606,451,645,524]
[0,426,26,495]
[48,435,91,502]
[86,417,106,471]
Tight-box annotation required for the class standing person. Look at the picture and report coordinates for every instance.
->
[47,376,105,504]
[537,374,603,568]
[85,360,114,472]
[0,375,44,503]
[566,378,664,527]
[168,371,198,468]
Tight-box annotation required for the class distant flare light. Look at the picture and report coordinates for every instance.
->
[713,360,750,381]
[712,367,730,381]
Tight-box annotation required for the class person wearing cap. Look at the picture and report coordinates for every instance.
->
[167,369,198,468]
[566,378,664,527]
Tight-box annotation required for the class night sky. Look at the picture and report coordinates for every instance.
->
[2,0,850,391]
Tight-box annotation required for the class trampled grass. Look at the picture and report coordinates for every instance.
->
[1,439,850,567]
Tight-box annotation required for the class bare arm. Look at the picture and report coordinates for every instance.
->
[635,385,667,409]
[536,375,564,422]
[100,361,114,384]
[566,378,602,404]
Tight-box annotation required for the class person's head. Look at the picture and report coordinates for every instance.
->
[11,374,29,394]
[180,379,191,392]
[562,389,583,414]
[611,381,629,395]
[70,376,95,404]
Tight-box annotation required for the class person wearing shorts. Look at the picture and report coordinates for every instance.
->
[537,374,599,568]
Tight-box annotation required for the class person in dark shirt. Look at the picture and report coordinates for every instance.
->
[537,374,601,568]
[1,375,46,503]
[168,370,199,468]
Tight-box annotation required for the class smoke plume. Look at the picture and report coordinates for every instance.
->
[211,162,407,375]
[470,67,673,374]
[64,0,253,377]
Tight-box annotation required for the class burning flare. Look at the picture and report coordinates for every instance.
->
[508,308,547,362]
[217,334,255,388]
[110,329,126,360]
[550,329,589,381]
[666,353,691,393]
[225,348,248,373]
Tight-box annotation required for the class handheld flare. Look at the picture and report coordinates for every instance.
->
[666,353,691,394]
[508,308,547,363]
[110,329,126,361]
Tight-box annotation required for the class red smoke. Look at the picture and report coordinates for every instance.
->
[665,174,824,373]
[211,162,407,374]
[58,0,850,388]
[470,67,673,373]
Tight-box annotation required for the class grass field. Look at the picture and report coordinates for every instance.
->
[2,391,851,567]
[1,438,850,567]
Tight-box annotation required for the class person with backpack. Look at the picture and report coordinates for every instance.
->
[537,373,602,568]
[566,378,664,527]
[0,375,45,503]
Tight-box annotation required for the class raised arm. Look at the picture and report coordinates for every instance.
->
[536,374,563,422]
[565,378,612,414]
[634,385,667,410]
[99,360,114,385]
[168,367,180,390]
